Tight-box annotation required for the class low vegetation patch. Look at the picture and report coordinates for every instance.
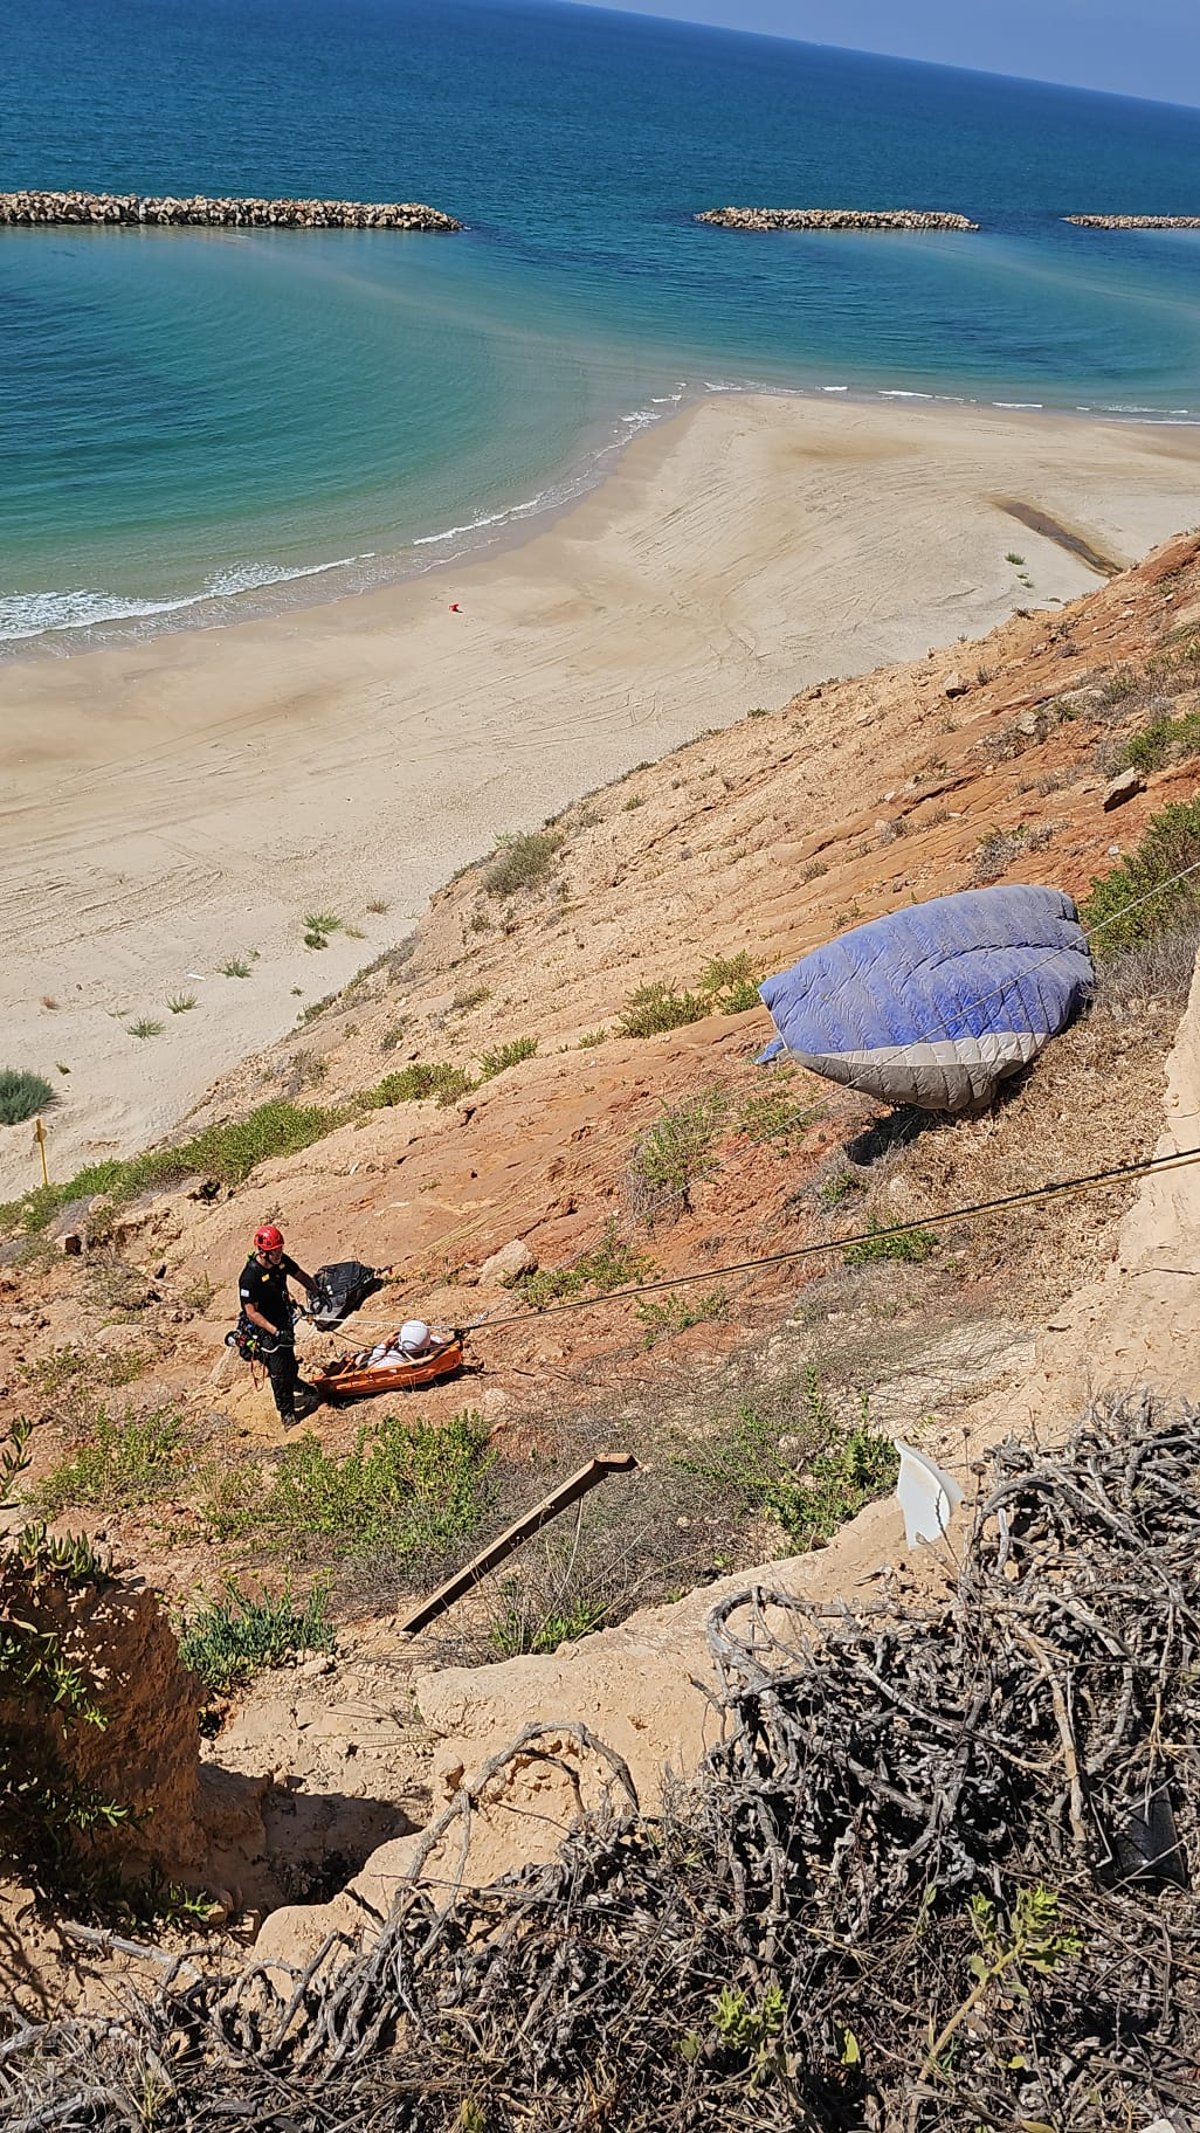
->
[18,1344,150,1397]
[478,1034,538,1079]
[636,1287,726,1347]
[514,1222,653,1310]
[367,1061,474,1108]
[4,1096,343,1234]
[680,1372,898,1549]
[1081,792,1200,953]
[1121,705,1200,772]
[737,1083,822,1148]
[617,979,706,1038]
[127,1017,163,1041]
[0,1067,55,1126]
[618,955,764,1039]
[179,1581,333,1695]
[166,992,196,1015]
[488,1582,604,1658]
[628,1087,730,1224]
[33,1406,188,1517]
[483,829,563,897]
[843,1215,936,1266]
[209,1409,495,1576]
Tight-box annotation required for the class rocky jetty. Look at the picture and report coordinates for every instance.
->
[0,190,461,231]
[1066,214,1200,229]
[697,205,979,232]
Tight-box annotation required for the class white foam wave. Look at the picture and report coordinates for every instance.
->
[821,384,849,393]
[992,401,1044,409]
[878,389,934,399]
[0,553,373,644]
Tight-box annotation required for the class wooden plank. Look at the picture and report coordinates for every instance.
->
[397,1451,639,1636]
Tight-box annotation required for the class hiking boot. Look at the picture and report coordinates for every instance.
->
[293,1380,322,1418]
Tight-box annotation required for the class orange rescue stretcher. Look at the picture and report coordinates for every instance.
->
[309,1332,466,1405]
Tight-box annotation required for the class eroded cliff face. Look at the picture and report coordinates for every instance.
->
[0,1561,205,1882]
[4,529,1200,2010]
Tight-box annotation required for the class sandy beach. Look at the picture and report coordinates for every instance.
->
[3,390,1200,1196]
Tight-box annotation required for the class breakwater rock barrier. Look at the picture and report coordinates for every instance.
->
[697,206,979,232]
[1066,214,1200,229]
[0,190,461,231]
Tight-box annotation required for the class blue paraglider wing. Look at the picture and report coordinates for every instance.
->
[758,885,1093,1111]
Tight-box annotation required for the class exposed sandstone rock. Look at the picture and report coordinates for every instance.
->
[0,1567,206,1883]
[697,205,979,232]
[942,667,969,698]
[1103,766,1144,809]
[0,190,461,231]
[477,1237,537,1286]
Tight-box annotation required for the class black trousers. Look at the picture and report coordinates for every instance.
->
[262,1336,299,1419]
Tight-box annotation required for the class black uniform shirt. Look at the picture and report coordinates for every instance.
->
[238,1253,302,1334]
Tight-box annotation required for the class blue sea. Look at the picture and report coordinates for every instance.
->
[3,0,1200,647]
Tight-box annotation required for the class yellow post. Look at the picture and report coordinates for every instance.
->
[34,1116,49,1189]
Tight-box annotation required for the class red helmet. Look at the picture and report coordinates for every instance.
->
[254,1224,284,1252]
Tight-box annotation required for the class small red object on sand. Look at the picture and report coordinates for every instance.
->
[449,601,461,612]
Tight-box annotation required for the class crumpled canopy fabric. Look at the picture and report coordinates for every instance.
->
[758,884,1094,1111]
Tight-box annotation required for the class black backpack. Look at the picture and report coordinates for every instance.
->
[308,1260,382,1331]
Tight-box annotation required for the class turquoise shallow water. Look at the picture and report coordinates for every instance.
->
[3,0,1200,644]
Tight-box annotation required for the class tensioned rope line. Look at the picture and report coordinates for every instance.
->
[461,1142,1200,1329]
[329,1143,1200,1340]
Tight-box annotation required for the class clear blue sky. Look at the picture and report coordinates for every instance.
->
[565,0,1200,108]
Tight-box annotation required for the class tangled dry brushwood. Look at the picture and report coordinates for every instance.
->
[3,1393,1199,2131]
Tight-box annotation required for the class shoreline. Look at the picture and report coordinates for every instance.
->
[5,379,1200,664]
[3,390,1200,1195]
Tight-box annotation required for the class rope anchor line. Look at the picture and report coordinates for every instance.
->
[336,1142,1200,1340]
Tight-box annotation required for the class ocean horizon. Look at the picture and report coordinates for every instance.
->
[4,0,1200,650]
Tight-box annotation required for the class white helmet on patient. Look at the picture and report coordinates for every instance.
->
[398,1319,431,1356]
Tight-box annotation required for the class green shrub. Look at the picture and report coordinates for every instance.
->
[628,1088,730,1224]
[450,985,490,1014]
[127,1018,163,1041]
[179,1581,333,1694]
[578,1027,609,1048]
[479,1035,537,1080]
[1080,794,1200,954]
[4,1097,345,1236]
[636,1288,726,1348]
[679,1374,898,1549]
[211,1409,495,1568]
[738,1088,822,1147]
[483,830,563,898]
[489,1586,603,1658]
[844,1216,935,1266]
[697,953,763,1014]
[1122,707,1200,773]
[0,1068,55,1126]
[617,981,706,1038]
[220,957,252,979]
[514,1221,653,1310]
[368,1061,475,1108]
[18,1345,149,1396]
[166,993,196,1015]
[304,912,343,936]
[34,1407,187,1516]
